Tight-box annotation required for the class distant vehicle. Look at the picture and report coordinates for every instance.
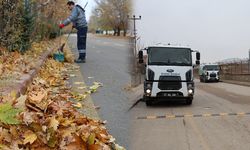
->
[199,64,220,82]
[138,44,200,105]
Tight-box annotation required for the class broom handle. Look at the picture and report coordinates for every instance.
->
[65,28,73,43]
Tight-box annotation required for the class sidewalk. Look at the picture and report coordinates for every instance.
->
[220,79,250,87]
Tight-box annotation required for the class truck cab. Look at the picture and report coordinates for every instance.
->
[138,45,200,106]
[199,64,220,82]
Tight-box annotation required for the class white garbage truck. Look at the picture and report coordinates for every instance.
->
[138,45,200,106]
[199,64,220,82]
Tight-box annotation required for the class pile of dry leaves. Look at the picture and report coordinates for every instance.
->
[0,41,59,94]
[0,58,124,150]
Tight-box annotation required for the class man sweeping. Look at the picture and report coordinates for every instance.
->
[59,0,88,63]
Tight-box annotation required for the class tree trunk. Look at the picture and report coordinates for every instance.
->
[117,27,121,36]
[123,30,127,37]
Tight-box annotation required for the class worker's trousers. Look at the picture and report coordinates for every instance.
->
[77,26,88,59]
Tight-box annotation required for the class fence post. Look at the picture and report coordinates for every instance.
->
[248,59,250,74]
[241,61,242,74]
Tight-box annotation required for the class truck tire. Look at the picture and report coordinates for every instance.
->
[144,96,153,106]
[146,100,153,106]
[186,98,193,105]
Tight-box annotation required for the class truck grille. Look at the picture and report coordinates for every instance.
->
[210,73,216,78]
[158,76,182,90]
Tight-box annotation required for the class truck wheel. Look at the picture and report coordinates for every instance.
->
[146,100,153,106]
[186,98,193,105]
[144,96,153,106]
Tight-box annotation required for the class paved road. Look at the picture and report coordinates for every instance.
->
[69,34,250,150]
[68,34,132,148]
[129,80,250,150]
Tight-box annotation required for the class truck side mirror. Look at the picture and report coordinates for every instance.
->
[196,52,200,60]
[138,50,144,64]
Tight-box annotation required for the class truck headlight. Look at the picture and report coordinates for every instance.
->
[144,81,153,96]
[188,89,193,95]
[146,89,151,94]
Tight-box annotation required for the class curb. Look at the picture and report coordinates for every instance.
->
[1,48,53,97]
[66,39,100,120]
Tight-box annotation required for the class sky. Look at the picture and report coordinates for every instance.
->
[76,0,96,21]
[134,0,250,63]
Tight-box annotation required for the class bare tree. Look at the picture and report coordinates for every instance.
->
[91,0,131,36]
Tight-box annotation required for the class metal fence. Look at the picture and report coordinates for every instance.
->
[220,60,250,75]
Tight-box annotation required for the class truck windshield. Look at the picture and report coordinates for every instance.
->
[203,65,219,71]
[148,47,192,66]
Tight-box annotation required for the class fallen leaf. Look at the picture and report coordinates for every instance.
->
[9,126,18,138]
[94,106,101,110]
[49,116,59,131]
[73,103,82,109]
[0,103,21,125]
[10,90,17,100]
[88,133,96,145]
[0,64,3,76]
[22,112,34,125]
[70,74,76,77]
[89,82,103,93]
[23,130,37,145]
[88,144,102,150]
[74,82,85,85]
[78,86,87,90]
[61,118,74,127]
[64,135,87,150]
[15,95,27,110]
[28,90,47,103]
[0,127,12,143]
[47,128,58,148]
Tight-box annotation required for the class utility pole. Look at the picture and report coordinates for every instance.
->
[128,15,142,87]
[128,15,141,56]
[249,49,250,61]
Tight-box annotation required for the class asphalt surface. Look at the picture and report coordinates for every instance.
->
[129,80,250,150]
[68,34,250,150]
[68,34,132,148]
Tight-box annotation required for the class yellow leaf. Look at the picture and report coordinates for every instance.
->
[61,119,74,127]
[72,102,82,109]
[78,86,87,90]
[11,90,17,100]
[49,116,59,131]
[74,82,85,85]
[70,74,76,77]
[85,91,92,94]
[23,130,37,145]
[88,133,96,145]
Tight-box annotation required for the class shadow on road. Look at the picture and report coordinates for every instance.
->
[128,98,191,111]
[147,100,191,108]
